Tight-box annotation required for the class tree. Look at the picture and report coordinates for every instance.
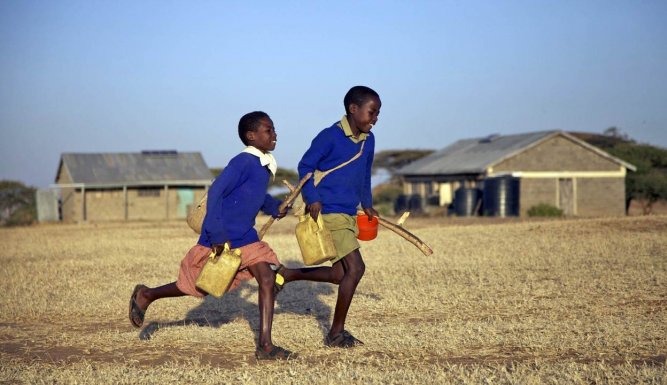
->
[603,126,630,141]
[574,129,667,214]
[272,168,299,189]
[627,170,667,214]
[210,168,223,178]
[373,149,434,173]
[0,180,36,226]
[608,142,667,214]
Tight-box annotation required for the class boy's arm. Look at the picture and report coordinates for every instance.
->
[360,136,375,211]
[203,159,244,246]
[298,131,330,205]
[260,194,283,218]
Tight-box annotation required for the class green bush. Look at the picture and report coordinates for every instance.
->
[373,183,403,205]
[527,203,563,217]
[373,202,395,217]
[0,180,36,226]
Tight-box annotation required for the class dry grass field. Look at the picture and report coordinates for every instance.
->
[1,214,666,384]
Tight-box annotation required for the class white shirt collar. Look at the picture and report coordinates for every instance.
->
[242,146,277,176]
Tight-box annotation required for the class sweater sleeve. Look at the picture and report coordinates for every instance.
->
[203,160,243,246]
[261,194,281,217]
[298,129,331,205]
[360,135,375,209]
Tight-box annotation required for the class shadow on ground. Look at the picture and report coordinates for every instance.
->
[138,280,336,342]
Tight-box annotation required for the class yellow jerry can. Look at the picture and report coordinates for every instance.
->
[295,214,337,266]
[195,243,241,298]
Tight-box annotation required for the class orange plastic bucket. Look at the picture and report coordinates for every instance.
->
[356,214,378,241]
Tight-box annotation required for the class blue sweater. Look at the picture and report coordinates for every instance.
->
[198,152,280,248]
[298,121,375,215]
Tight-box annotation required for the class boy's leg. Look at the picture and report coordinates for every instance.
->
[328,249,365,339]
[130,282,186,328]
[247,262,278,352]
[135,282,185,311]
[248,262,296,359]
[279,262,345,284]
[277,249,365,343]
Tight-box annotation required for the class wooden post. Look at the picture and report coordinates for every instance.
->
[123,185,128,220]
[81,186,86,222]
[164,185,169,220]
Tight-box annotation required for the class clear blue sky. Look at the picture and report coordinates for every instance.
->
[2,0,666,188]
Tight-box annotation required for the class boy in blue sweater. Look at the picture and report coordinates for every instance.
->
[279,86,381,348]
[129,111,296,360]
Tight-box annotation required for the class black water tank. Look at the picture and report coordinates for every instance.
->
[453,187,481,216]
[394,194,408,214]
[408,194,423,214]
[483,176,520,217]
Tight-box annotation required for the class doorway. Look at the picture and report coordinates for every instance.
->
[558,178,574,215]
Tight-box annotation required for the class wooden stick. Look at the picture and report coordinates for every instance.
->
[396,211,410,226]
[258,172,312,240]
[283,179,433,256]
[283,181,306,216]
[284,181,297,192]
[357,210,433,256]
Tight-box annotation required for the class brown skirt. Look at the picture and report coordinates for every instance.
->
[175,241,280,298]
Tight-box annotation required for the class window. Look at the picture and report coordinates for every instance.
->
[424,182,433,195]
[411,182,421,195]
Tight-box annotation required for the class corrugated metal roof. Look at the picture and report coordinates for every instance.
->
[57,151,213,186]
[396,130,636,176]
[397,131,556,175]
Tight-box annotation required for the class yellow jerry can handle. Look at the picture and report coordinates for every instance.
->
[209,242,242,260]
[315,213,326,232]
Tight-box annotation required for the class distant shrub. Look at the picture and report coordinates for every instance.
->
[527,203,563,217]
[0,180,36,226]
[374,202,395,217]
[373,184,403,205]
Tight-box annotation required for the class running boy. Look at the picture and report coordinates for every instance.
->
[128,111,296,360]
[279,85,381,348]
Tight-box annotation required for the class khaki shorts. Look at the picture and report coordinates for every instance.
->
[321,213,360,263]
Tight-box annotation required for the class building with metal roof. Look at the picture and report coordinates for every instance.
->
[396,131,636,217]
[53,151,212,223]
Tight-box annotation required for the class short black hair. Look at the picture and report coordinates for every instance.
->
[343,86,380,114]
[238,111,270,145]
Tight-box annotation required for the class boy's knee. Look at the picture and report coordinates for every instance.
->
[331,268,345,285]
[256,272,275,290]
[332,251,366,284]
[350,261,365,282]
[345,259,365,283]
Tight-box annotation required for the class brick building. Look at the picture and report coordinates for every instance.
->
[54,151,212,223]
[396,131,636,217]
